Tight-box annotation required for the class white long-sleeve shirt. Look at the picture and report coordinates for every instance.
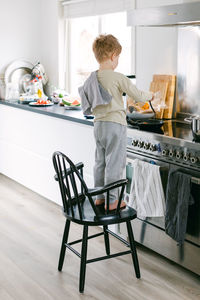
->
[93,69,153,125]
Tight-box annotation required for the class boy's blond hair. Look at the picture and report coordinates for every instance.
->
[92,34,122,63]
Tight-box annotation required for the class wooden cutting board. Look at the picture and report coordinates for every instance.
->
[149,80,168,119]
[152,74,176,119]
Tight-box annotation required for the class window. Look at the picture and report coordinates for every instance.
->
[67,16,98,95]
[66,12,134,95]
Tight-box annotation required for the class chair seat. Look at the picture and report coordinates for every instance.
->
[64,198,137,226]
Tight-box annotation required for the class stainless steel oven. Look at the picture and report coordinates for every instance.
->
[126,150,200,245]
[120,123,200,275]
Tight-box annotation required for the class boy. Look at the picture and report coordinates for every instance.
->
[79,34,154,211]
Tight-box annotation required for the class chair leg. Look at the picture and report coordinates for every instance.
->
[58,219,70,271]
[79,225,88,293]
[126,220,141,279]
[103,225,110,255]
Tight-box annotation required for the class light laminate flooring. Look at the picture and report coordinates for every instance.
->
[0,174,199,300]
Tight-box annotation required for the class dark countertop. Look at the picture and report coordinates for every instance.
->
[0,100,94,127]
[1,99,197,146]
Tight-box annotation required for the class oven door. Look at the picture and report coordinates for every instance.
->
[126,150,169,230]
[126,150,200,246]
[125,150,200,275]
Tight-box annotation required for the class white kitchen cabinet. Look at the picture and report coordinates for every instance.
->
[0,105,95,205]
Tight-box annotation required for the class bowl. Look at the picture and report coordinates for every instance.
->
[52,96,60,104]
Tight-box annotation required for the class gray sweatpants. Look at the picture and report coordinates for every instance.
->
[93,121,127,203]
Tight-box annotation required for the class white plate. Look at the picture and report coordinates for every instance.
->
[4,60,34,94]
[29,102,54,107]
[4,60,34,83]
[64,105,81,110]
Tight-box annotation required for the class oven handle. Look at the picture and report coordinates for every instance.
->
[191,176,200,185]
[127,156,200,185]
[127,160,167,172]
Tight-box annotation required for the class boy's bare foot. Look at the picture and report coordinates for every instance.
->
[95,199,105,206]
[105,200,126,211]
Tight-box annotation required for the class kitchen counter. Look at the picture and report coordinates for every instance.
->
[0,100,96,205]
[0,100,93,127]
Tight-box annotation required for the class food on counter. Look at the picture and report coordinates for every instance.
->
[28,98,54,106]
[51,90,69,105]
[71,99,80,106]
[52,89,68,98]
[62,97,81,107]
[35,99,52,105]
[127,97,152,114]
[142,102,150,110]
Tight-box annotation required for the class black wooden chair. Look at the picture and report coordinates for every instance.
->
[53,151,140,293]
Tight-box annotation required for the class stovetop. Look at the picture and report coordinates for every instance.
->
[128,119,197,143]
[158,120,194,141]
[127,119,200,168]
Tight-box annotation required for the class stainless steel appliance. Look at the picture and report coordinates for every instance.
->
[121,121,200,275]
[191,116,200,141]
[127,4,200,117]
[127,2,200,27]
[177,26,200,116]
[3,59,34,100]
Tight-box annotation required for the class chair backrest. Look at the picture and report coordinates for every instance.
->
[53,151,98,219]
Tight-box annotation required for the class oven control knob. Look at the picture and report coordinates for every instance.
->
[132,139,138,146]
[190,156,198,164]
[176,151,183,160]
[138,141,144,148]
[150,144,156,152]
[162,149,169,156]
[183,153,190,162]
[169,149,175,157]
[144,142,150,150]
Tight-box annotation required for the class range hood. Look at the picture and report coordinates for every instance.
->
[127,2,200,27]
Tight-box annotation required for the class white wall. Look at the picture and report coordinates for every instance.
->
[0,0,42,74]
[0,0,61,88]
[40,0,63,88]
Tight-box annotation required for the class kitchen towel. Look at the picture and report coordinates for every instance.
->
[165,169,194,245]
[129,159,165,218]
[78,71,112,115]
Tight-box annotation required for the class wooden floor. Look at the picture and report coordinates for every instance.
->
[0,174,199,300]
